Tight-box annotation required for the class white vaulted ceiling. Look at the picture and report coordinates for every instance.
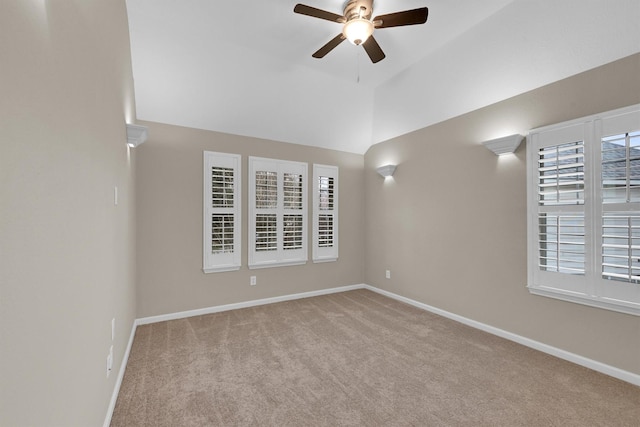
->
[126,0,640,154]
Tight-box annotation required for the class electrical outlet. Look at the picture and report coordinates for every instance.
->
[111,318,115,341]
[250,276,257,286]
[385,270,391,279]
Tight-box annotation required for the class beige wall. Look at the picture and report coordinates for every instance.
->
[364,53,640,375]
[135,122,365,318]
[1,3,636,423]
[0,1,137,425]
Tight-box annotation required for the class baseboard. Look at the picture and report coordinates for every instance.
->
[363,284,640,387]
[136,283,366,325]
[103,321,138,427]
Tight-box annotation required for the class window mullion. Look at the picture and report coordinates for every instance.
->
[627,216,633,280]
[555,146,561,202]
[626,133,631,203]
[584,120,596,290]
[277,169,283,255]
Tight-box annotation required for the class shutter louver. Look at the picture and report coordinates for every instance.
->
[284,173,303,209]
[256,214,277,252]
[602,214,640,283]
[211,167,234,208]
[318,214,333,247]
[602,131,640,203]
[319,176,334,210]
[538,141,585,206]
[283,215,303,249]
[256,171,277,208]
[538,214,585,274]
[211,214,234,253]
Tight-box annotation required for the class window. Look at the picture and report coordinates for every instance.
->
[203,151,241,273]
[249,157,307,269]
[527,104,640,315]
[313,164,338,262]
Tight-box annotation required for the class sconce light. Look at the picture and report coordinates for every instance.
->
[376,164,397,178]
[126,123,149,148]
[482,134,523,156]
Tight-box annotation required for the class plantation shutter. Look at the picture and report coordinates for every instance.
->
[313,164,338,262]
[255,171,278,252]
[537,140,586,277]
[527,104,640,315]
[283,173,304,250]
[595,110,640,306]
[600,130,640,284]
[203,151,241,273]
[249,157,307,269]
[529,123,588,294]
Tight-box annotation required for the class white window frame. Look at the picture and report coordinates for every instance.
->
[203,151,241,273]
[313,164,338,263]
[527,104,640,315]
[249,157,308,269]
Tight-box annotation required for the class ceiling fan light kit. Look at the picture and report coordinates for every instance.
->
[343,18,374,45]
[294,0,428,63]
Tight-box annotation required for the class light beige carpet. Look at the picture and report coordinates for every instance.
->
[111,289,640,426]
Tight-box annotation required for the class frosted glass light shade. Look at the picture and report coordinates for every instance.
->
[343,18,374,45]
[376,164,397,177]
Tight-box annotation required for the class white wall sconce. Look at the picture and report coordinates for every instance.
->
[376,164,397,178]
[482,134,523,156]
[126,123,149,148]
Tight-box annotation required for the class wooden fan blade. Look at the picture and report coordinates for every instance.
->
[312,34,346,58]
[362,35,385,63]
[294,4,345,23]
[373,7,428,28]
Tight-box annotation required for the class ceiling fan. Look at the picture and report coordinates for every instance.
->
[294,0,428,63]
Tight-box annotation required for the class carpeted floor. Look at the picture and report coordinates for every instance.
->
[111,289,640,426]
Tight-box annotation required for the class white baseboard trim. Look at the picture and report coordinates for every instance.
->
[103,321,138,427]
[136,284,366,326]
[363,284,640,387]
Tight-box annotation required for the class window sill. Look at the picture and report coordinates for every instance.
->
[248,260,307,270]
[527,285,640,316]
[313,257,338,263]
[203,265,241,274]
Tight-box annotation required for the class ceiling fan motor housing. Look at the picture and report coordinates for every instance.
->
[344,0,374,20]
